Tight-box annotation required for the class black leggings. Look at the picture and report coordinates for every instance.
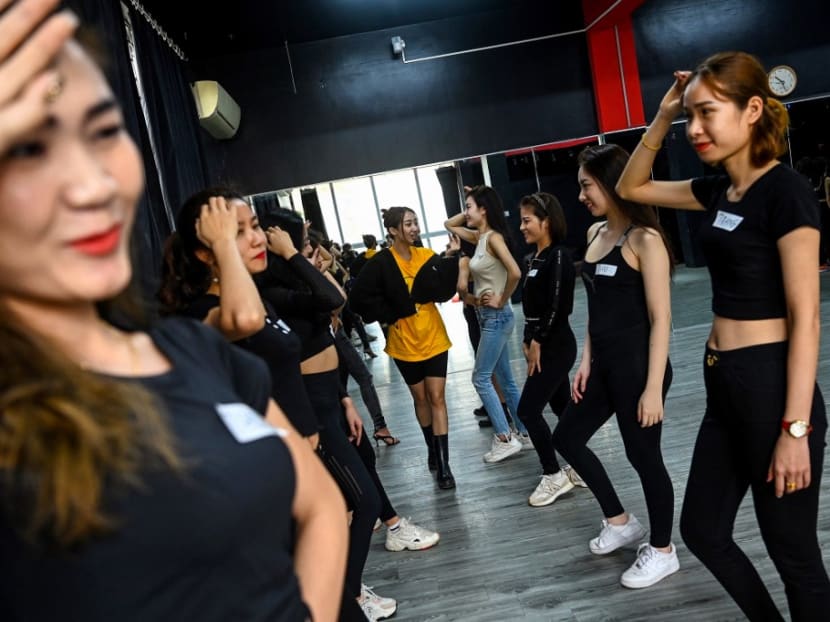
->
[335,327,387,431]
[553,337,674,548]
[680,342,830,621]
[352,429,397,523]
[303,371,380,601]
[516,330,576,474]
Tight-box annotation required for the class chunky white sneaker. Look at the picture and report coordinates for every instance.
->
[515,432,534,450]
[483,435,523,463]
[620,543,680,589]
[589,513,648,555]
[385,517,440,551]
[359,584,396,620]
[528,471,574,507]
[563,465,588,488]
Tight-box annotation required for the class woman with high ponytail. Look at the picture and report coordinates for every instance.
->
[617,50,830,617]
[0,5,346,622]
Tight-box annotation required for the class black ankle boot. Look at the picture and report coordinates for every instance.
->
[432,434,456,489]
[420,425,437,471]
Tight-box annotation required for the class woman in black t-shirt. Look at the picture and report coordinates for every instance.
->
[0,10,346,622]
[618,51,830,620]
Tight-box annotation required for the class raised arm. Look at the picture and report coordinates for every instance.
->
[616,72,704,211]
[444,212,478,244]
[632,229,672,427]
[768,226,821,497]
[197,198,266,340]
[265,400,347,622]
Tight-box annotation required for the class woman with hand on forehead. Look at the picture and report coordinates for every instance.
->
[0,2,346,621]
[617,51,830,619]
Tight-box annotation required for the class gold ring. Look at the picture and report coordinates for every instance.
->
[44,76,64,104]
[786,482,797,490]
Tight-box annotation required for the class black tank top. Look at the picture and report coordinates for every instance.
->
[581,224,649,347]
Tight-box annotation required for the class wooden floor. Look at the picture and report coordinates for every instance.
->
[350,266,830,622]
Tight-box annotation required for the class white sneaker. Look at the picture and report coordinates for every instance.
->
[563,465,588,488]
[515,432,534,450]
[620,543,680,589]
[359,584,396,620]
[385,517,440,551]
[483,434,523,463]
[528,471,574,507]
[589,513,648,555]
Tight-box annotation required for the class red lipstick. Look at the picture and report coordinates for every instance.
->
[70,224,122,256]
[255,251,267,261]
[694,142,712,153]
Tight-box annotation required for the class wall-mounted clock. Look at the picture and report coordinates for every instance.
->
[768,65,797,97]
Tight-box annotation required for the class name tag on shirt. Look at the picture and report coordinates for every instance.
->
[527,268,538,278]
[713,210,744,232]
[595,264,617,277]
[215,403,287,443]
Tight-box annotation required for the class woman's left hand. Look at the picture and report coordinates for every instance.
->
[637,388,664,427]
[343,400,363,444]
[479,291,503,309]
[446,233,461,256]
[767,435,811,498]
[526,339,542,376]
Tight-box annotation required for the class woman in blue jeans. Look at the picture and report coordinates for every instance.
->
[446,186,530,463]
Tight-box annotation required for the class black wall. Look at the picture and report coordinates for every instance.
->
[633,0,830,117]
[193,4,596,193]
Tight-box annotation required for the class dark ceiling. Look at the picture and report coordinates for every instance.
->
[141,0,586,58]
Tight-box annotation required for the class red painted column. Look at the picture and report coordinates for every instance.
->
[582,0,647,133]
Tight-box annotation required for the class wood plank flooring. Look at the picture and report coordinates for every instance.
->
[348,266,830,622]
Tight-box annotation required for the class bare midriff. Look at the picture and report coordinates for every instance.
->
[707,316,788,351]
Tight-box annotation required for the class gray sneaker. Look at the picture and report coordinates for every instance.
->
[528,471,574,507]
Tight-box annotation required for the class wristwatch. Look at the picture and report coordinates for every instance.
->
[781,419,813,438]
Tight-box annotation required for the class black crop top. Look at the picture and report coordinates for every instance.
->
[581,225,649,346]
[521,245,575,345]
[691,164,820,320]
[0,319,308,621]
[184,295,320,437]
[257,253,345,361]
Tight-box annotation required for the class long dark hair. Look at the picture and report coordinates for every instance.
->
[157,187,247,314]
[519,192,567,246]
[578,144,675,273]
[382,206,417,242]
[465,185,512,244]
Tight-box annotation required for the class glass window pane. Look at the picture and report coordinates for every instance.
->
[331,177,380,247]
[416,165,451,236]
[373,169,421,232]
[313,184,340,242]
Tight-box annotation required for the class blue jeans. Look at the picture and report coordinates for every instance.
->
[473,305,526,436]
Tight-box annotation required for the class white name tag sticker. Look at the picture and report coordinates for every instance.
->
[527,268,538,277]
[713,210,744,232]
[595,263,617,277]
[215,403,287,443]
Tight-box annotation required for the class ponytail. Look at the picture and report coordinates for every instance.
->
[752,97,789,167]
[157,231,211,314]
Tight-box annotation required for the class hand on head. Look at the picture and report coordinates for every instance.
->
[195,197,238,249]
[0,0,78,155]
[658,70,692,120]
[265,225,297,259]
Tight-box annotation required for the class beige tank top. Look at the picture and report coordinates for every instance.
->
[469,231,507,297]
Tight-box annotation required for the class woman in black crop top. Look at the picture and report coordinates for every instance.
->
[516,192,587,508]
[552,144,678,590]
[618,51,829,620]
[0,17,346,622]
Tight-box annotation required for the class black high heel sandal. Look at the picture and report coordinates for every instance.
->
[373,431,400,446]
[363,347,378,359]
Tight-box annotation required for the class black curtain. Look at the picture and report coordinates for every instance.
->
[66,0,170,307]
[129,10,209,215]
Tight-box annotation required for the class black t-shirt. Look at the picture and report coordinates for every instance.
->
[521,245,575,345]
[184,294,320,437]
[0,318,308,622]
[692,164,820,320]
